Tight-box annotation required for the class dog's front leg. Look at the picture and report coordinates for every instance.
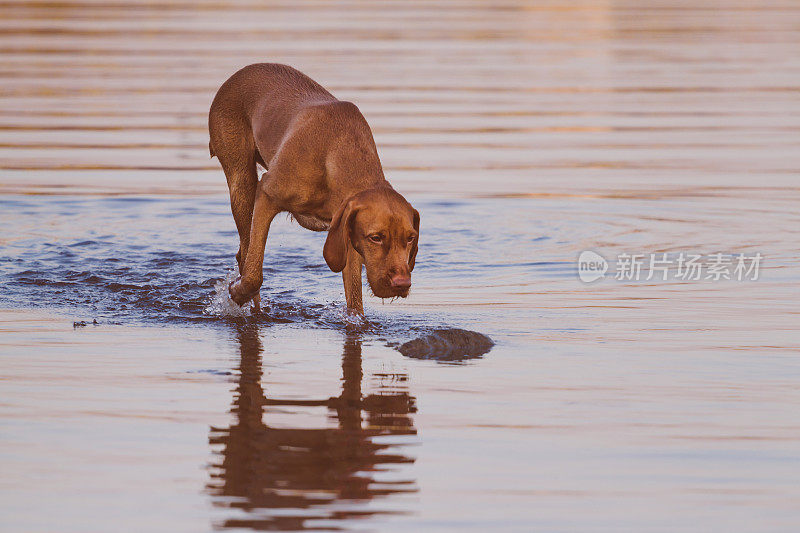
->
[342,246,363,316]
[229,186,280,306]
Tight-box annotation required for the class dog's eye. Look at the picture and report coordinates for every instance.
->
[368,234,383,243]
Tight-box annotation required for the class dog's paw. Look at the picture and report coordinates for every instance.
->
[228,277,259,306]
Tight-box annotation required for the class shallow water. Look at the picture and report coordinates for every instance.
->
[2,0,800,531]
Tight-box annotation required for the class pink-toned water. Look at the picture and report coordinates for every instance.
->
[1,1,800,531]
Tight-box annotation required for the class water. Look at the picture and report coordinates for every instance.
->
[2,0,800,531]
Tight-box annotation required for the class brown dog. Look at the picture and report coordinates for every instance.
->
[209,64,420,316]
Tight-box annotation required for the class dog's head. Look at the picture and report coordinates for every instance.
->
[324,187,419,298]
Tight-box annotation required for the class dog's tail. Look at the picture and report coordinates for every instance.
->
[209,141,215,158]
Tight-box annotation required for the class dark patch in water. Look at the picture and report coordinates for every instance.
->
[397,329,494,362]
[188,369,233,377]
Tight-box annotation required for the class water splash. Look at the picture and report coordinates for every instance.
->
[204,268,251,319]
[202,268,369,328]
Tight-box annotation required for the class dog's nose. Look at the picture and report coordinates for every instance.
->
[390,274,412,289]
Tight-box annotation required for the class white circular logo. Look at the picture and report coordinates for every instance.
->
[577,250,608,283]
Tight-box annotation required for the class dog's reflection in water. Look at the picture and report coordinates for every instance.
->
[208,325,417,530]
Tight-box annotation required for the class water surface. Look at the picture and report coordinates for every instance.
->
[1,0,800,531]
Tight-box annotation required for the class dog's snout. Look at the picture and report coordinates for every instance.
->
[390,274,412,290]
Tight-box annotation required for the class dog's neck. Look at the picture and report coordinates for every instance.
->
[333,180,392,212]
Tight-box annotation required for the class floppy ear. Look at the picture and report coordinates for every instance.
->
[324,199,360,273]
[409,208,420,272]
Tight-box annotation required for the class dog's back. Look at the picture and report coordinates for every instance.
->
[208,63,336,165]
